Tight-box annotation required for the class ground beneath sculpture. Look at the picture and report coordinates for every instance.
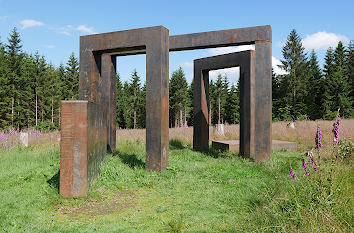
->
[59,190,136,218]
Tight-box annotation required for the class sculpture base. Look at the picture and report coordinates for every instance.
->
[212,140,297,152]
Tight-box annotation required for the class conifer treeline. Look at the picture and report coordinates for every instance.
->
[0,28,352,130]
[0,28,79,129]
[273,29,353,121]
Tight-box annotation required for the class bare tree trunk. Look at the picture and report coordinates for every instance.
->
[35,93,38,126]
[209,103,212,125]
[179,108,183,127]
[175,112,178,128]
[51,98,54,124]
[134,110,136,129]
[184,107,187,126]
[11,97,14,127]
[218,96,221,124]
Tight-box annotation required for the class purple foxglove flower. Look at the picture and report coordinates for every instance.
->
[302,159,309,175]
[315,125,322,149]
[289,167,296,181]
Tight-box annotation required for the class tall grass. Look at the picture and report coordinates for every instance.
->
[117,119,354,153]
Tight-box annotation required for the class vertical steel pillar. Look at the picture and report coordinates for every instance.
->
[254,41,272,161]
[101,54,117,153]
[193,69,209,151]
[145,27,170,171]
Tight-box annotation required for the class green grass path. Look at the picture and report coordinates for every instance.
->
[0,141,349,232]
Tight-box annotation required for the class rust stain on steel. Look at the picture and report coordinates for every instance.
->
[78,25,271,176]
[60,101,107,197]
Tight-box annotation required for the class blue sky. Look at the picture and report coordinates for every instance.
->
[0,0,353,85]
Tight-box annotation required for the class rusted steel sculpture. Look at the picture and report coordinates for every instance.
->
[79,26,170,172]
[193,50,262,159]
[60,101,107,197]
[59,25,271,197]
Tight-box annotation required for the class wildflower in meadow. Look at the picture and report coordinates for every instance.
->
[315,125,322,149]
[289,167,296,181]
[332,111,340,144]
[302,159,309,175]
[306,151,319,172]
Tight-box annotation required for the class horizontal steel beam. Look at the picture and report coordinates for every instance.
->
[87,25,271,56]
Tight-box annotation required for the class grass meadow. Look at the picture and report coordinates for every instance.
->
[0,120,353,232]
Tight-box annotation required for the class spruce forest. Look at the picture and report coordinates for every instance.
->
[0,28,353,130]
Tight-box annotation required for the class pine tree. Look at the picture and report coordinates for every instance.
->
[65,52,79,100]
[279,29,309,119]
[323,43,352,118]
[48,64,62,125]
[33,52,48,126]
[209,79,216,124]
[187,79,194,126]
[5,27,23,128]
[213,74,227,124]
[123,81,133,128]
[169,67,190,127]
[116,73,126,128]
[345,41,354,114]
[20,54,36,127]
[0,38,10,128]
[127,69,142,129]
[306,50,323,119]
[137,83,146,128]
[225,82,240,124]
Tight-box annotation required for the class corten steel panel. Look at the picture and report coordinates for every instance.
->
[254,42,272,161]
[87,101,107,186]
[109,25,271,56]
[193,51,255,158]
[79,26,169,172]
[60,101,107,197]
[101,54,116,153]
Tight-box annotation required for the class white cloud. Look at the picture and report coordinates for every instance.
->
[302,31,349,51]
[209,67,240,84]
[180,62,193,68]
[76,25,95,34]
[272,56,288,75]
[20,19,44,29]
[209,45,255,56]
[58,30,71,36]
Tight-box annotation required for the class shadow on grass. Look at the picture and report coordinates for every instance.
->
[47,170,60,193]
[169,139,188,150]
[202,148,255,161]
[114,151,145,169]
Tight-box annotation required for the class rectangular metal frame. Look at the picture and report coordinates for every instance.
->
[78,25,271,173]
[193,50,256,158]
[79,26,169,171]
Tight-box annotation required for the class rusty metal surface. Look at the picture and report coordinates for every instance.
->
[107,25,271,56]
[79,26,169,172]
[101,54,116,153]
[78,25,271,176]
[193,51,256,158]
[254,41,272,161]
[60,101,107,197]
[87,101,107,186]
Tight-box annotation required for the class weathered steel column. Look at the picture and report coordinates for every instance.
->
[254,41,272,161]
[239,51,255,157]
[101,54,117,153]
[193,69,209,151]
[145,27,169,171]
[60,101,107,197]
